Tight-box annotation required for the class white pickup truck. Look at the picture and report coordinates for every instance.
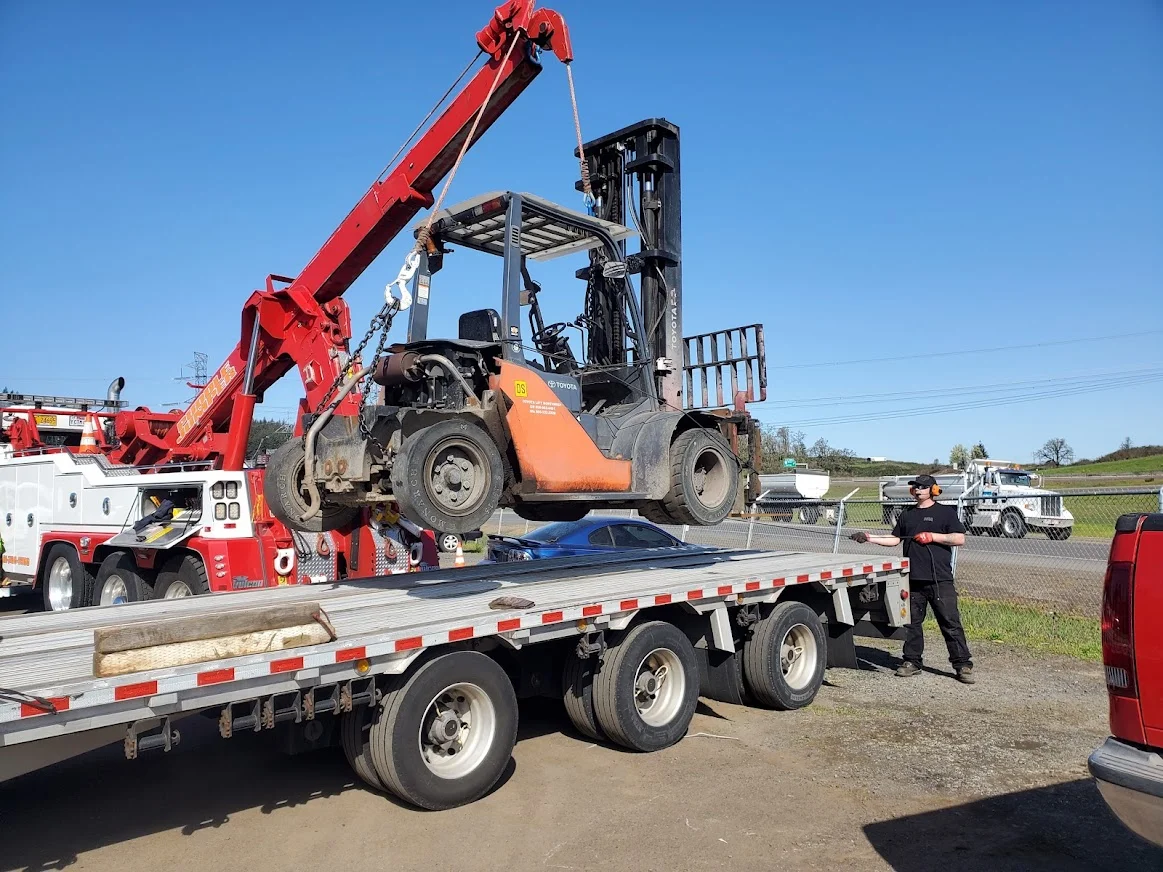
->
[880,460,1074,540]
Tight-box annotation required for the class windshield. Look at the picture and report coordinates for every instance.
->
[998,472,1033,487]
[523,520,591,544]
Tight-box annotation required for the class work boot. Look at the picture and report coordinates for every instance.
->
[895,661,921,678]
[955,666,976,684]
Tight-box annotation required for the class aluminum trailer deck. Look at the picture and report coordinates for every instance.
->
[0,547,908,808]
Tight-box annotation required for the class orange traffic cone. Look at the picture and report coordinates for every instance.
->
[454,543,465,568]
[77,413,100,454]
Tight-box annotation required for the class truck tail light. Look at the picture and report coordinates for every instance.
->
[1101,560,1137,698]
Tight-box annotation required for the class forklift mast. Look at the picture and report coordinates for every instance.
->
[581,119,683,412]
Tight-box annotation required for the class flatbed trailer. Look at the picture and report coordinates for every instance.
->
[0,547,909,809]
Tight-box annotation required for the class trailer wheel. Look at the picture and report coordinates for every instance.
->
[392,419,504,536]
[340,705,385,791]
[1000,510,1027,539]
[266,440,360,533]
[92,552,154,607]
[41,543,94,611]
[368,650,517,810]
[562,654,604,741]
[742,601,826,710]
[658,429,739,526]
[592,621,700,752]
[153,553,211,598]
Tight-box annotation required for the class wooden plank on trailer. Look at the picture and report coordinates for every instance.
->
[93,603,329,654]
[93,623,334,677]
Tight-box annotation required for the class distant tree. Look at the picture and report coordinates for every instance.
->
[1120,436,1133,451]
[247,418,293,460]
[933,458,940,466]
[1035,437,1074,467]
[971,442,988,460]
[949,444,970,468]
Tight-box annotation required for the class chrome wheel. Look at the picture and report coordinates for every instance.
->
[634,647,686,727]
[418,682,497,779]
[780,623,818,691]
[163,580,193,598]
[47,557,74,611]
[99,574,130,606]
[440,533,462,554]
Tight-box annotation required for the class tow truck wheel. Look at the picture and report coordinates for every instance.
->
[392,419,503,536]
[368,650,518,810]
[92,551,154,607]
[659,428,739,526]
[266,440,360,534]
[1047,527,1072,541]
[41,544,95,612]
[154,553,211,598]
[1000,510,1027,539]
[562,653,604,741]
[742,601,825,710]
[592,621,700,752]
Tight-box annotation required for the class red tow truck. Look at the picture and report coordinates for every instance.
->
[1090,511,1163,847]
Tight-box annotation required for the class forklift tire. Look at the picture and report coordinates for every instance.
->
[368,650,518,810]
[92,551,154,607]
[636,503,678,525]
[153,553,211,599]
[513,503,590,523]
[742,601,826,710]
[659,428,739,526]
[41,543,95,612]
[562,653,604,741]
[266,440,360,533]
[392,419,503,535]
[340,705,385,791]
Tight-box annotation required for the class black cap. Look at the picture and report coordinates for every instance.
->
[909,474,938,488]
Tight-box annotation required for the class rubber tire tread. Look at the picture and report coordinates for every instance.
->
[266,439,360,533]
[340,705,385,790]
[660,428,739,526]
[392,419,504,535]
[91,551,154,607]
[562,654,604,741]
[40,543,95,612]
[368,650,517,810]
[154,552,211,597]
[742,601,826,711]
[592,621,700,752]
[1001,511,1027,539]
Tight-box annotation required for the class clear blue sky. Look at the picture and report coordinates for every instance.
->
[2,1,1161,464]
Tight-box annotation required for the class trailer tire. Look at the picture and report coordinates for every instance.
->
[1000,510,1027,539]
[392,419,504,536]
[266,439,360,533]
[368,650,517,810]
[40,543,94,612]
[658,428,739,526]
[592,621,699,752]
[340,705,385,791]
[562,654,604,741]
[154,553,211,598]
[92,551,154,607]
[742,601,826,710]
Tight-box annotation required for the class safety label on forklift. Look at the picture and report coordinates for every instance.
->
[525,400,560,416]
[514,380,528,397]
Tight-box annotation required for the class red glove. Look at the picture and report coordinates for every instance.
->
[914,531,934,545]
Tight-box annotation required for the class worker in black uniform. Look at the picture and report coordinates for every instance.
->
[850,474,975,684]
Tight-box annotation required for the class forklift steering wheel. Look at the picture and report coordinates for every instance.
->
[533,322,569,345]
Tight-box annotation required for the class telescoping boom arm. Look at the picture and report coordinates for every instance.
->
[111,1,573,469]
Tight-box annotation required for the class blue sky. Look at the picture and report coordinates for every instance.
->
[2,1,1160,464]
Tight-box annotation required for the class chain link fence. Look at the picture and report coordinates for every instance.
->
[489,487,1163,660]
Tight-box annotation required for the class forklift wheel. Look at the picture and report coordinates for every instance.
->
[265,439,360,533]
[392,418,503,535]
[659,428,739,526]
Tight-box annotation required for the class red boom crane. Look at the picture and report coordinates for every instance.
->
[109,1,573,471]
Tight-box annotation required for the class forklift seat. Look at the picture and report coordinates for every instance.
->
[459,309,502,343]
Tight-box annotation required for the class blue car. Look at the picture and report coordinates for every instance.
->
[487,516,689,563]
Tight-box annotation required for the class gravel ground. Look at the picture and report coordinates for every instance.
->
[2,636,1158,872]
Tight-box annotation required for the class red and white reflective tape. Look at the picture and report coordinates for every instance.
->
[2,558,908,724]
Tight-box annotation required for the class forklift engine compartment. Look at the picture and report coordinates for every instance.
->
[266,121,766,536]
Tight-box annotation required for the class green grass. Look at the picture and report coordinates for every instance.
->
[463,537,486,553]
[1036,454,1163,476]
[925,596,1100,661]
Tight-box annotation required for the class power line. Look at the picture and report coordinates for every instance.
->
[768,329,1163,370]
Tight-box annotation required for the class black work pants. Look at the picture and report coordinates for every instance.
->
[902,579,973,669]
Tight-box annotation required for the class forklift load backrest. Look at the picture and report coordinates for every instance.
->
[459,309,502,343]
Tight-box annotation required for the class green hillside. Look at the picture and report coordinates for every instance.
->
[1035,454,1163,476]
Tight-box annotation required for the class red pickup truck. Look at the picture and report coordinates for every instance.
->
[1090,511,1163,847]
